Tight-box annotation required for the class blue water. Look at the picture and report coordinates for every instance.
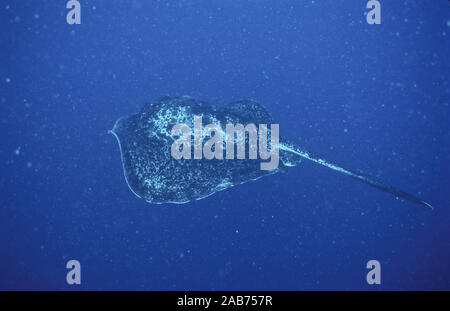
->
[1,1,449,290]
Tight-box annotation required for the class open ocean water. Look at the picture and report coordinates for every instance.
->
[0,1,449,290]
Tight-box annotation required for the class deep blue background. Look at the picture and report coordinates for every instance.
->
[0,0,449,290]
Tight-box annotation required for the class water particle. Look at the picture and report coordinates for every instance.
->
[5,77,11,83]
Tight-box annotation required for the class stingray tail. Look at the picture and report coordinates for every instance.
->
[281,144,433,210]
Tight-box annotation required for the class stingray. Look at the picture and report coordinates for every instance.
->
[109,96,432,209]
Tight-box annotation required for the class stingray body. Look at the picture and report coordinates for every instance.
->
[110,96,432,209]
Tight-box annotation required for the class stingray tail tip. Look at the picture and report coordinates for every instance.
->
[422,201,433,211]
